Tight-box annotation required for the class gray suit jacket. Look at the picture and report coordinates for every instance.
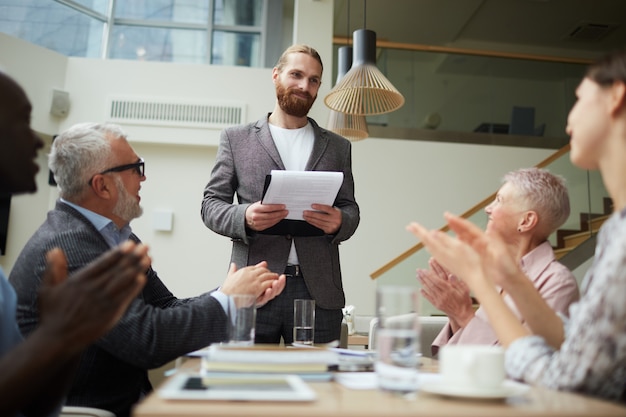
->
[201,116,360,309]
[9,202,228,417]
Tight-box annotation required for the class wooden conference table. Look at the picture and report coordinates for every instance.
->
[133,357,626,417]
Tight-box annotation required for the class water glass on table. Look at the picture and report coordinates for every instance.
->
[293,299,315,345]
[226,294,257,346]
[374,285,421,393]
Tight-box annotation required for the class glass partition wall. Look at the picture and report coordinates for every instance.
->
[340,44,607,316]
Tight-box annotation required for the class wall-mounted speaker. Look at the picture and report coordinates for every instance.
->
[50,89,70,117]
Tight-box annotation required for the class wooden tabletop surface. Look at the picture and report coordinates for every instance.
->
[133,357,626,417]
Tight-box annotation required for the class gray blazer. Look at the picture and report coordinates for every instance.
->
[201,116,360,309]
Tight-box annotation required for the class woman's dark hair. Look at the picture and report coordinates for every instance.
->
[586,48,626,87]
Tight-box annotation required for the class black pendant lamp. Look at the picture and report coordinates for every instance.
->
[324,26,405,116]
[327,45,369,141]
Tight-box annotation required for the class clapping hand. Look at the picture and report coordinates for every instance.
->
[407,212,521,294]
[38,241,149,353]
[222,261,286,307]
[418,258,474,330]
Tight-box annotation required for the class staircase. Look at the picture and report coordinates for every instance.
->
[553,197,613,260]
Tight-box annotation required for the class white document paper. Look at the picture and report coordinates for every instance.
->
[262,170,344,220]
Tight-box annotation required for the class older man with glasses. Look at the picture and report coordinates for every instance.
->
[9,122,286,417]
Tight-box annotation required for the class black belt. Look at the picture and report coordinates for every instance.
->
[284,265,302,277]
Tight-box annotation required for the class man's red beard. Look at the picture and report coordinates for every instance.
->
[276,83,316,118]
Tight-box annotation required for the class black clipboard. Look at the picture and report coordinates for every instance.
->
[258,174,324,236]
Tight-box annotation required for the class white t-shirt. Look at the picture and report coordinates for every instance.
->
[268,121,315,265]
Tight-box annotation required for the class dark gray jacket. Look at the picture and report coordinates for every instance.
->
[10,201,227,417]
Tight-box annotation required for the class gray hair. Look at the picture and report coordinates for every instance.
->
[48,122,128,200]
[503,167,570,237]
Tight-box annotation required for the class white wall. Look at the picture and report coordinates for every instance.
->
[62,58,275,147]
[0,34,66,135]
[0,1,588,317]
[0,34,67,268]
[347,139,552,314]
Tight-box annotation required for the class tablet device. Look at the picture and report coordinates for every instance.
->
[158,372,317,402]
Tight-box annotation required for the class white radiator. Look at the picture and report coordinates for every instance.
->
[106,96,245,129]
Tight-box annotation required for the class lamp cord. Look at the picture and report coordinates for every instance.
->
[347,0,351,45]
[363,0,366,29]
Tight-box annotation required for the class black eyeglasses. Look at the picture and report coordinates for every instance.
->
[101,158,145,177]
[88,158,145,185]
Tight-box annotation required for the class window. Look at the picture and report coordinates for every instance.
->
[114,0,209,23]
[0,0,291,67]
[0,0,104,58]
[211,0,263,67]
[109,25,208,63]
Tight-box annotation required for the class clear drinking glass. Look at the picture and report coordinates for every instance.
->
[374,285,421,393]
[293,299,315,345]
[227,294,257,346]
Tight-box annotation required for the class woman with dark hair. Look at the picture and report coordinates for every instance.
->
[408,48,626,402]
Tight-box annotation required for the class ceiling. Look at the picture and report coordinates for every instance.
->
[332,0,626,60]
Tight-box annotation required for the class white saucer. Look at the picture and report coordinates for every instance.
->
[420,380,529,400]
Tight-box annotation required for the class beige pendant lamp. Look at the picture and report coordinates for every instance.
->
[327,46,369,141]
[324,28,405,116]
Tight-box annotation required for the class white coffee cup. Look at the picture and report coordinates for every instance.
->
[439,345,505,390]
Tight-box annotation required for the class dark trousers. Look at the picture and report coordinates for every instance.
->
[254,271,342,345]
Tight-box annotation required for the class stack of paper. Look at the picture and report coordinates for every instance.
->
[202,344,339,381]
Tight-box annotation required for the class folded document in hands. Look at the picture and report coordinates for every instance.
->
[259,170,343,237]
